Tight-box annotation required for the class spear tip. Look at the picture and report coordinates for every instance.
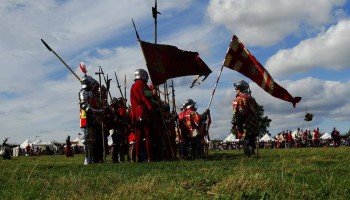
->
[41,39,52,52]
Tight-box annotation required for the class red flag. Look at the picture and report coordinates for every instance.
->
[139,40,212,86]
[224,35,301,108]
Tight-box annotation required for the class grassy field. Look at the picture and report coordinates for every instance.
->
[1,147,350,200]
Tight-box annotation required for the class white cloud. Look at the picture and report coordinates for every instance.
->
[266,20,350,77]
[207,0,346,46]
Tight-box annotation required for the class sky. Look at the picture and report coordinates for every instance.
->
[1,0,350,144]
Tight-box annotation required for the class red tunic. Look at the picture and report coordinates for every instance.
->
[232,93,258,135]
[183,108,201,137]
[184,108,201,130]
[130,79,153,122]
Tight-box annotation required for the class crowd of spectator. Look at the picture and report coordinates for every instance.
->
[209,127,350,150]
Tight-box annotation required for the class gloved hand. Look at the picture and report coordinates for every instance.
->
[204,109,210,115]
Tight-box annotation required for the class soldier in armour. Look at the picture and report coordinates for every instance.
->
[109,97,129,163]
[130,69,154,162]
[79,74,103,165]
[93,84,109,163]
[232,80,259,157]
[177,103,189,158]
[163,103,178,160]
[182,99,209,159]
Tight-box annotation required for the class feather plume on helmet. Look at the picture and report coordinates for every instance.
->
[80,62,88,74]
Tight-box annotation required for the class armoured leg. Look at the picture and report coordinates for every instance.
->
[83,127,95,165]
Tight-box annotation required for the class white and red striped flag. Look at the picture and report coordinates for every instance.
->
[224,35,301,108]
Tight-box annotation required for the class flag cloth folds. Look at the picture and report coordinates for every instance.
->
[139,40,212,86]
[223,35,301,108]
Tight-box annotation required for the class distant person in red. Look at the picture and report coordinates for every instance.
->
[287,131,293,148]
[312,128,320,147]
[65,135,73,157]
[25,144,31,156]
[331,127,341,147]
[130,69,153,162]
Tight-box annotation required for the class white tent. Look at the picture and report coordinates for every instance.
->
[321,132,331,140]
[33,139,42,144]
[72,136,84,146]
[223,133,239,142]
[13,146,20,156]
[259,133,276,142]
[20,139,32,149]
[33,141,54,146]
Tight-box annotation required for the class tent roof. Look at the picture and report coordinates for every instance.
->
[73,136,82,142]
[321,132,331,139]
[223,133,239,142]
[20,139,32,149]
[33,141,54,146]
[259,133,276,142]
[72,136,84,146]
[33,139,42,144]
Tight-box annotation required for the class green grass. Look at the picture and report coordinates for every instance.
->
[1,147,350,199]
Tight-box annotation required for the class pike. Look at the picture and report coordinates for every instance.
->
[152,0,161,45]
[41,39,80,81]
[114,71,125,101]
[95,68,107,162]
[169,80,181,158]
[98,66,112,102]
[124,74,127,101]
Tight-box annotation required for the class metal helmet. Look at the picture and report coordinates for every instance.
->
[80,76,95,89]
[234,80,250,93]
[134,69,149,81]
[180,102,186,111]
[111,97,118,105]
[111,97,125,105]
[184,99,196,109]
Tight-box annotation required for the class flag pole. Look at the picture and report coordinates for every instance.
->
[152,0,174,159]
[207,64,225,110]
[205,64,224,142]
[124,74,127,103]
[152,0,160,45]
[152,0,162,99]
[132,19,156,85]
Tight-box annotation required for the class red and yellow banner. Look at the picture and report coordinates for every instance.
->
[224,35,301,108]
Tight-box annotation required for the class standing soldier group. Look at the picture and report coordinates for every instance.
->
[78,66,214,164]
[77,62,263,164]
